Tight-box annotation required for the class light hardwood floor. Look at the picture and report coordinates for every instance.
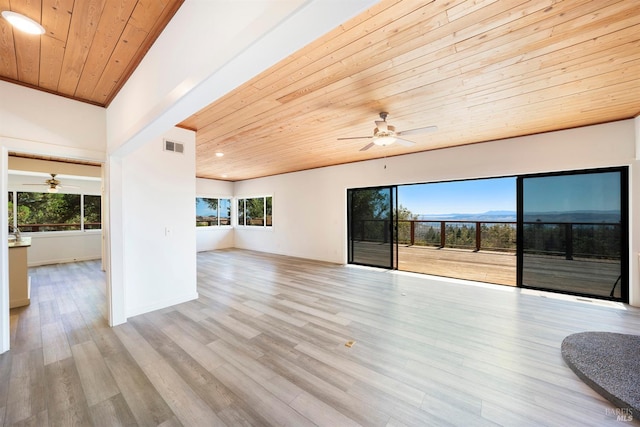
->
[3,249,640,426]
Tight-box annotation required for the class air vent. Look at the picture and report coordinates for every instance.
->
[164,139,184,154]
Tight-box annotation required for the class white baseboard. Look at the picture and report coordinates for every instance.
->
[126,291,199,319]
[28,255,101,267]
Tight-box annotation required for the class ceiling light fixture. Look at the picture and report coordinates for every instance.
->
[373,135,396,146]
[47,186,59,193]
[215,152,224,157]
[1,11,45,35]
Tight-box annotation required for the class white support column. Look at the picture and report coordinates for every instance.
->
[105,155,127,326]
[0,147,9,353]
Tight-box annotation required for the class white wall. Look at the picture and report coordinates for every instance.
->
[196,178,234,252]
[121,127,197,318]
[234,119,640,304]
[25,232,102,266]
[0,81,106,160]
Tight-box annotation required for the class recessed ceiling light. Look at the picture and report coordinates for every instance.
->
[215,152,224,157]
[1,11,45,35]
[221,174,228,178]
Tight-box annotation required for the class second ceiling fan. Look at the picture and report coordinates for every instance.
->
[24,173,78,193]
[338,112,437,151]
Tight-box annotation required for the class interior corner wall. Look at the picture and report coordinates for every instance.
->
[121,127,197,317]
[196,178,235,252]
[233,119,639,305]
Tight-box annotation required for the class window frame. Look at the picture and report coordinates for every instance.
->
[195,196,232,228]
[8,190,102,233]
[236,195,273,228]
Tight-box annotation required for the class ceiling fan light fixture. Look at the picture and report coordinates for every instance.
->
[1,11,45,35]
[373,135,396,146]
[47,186,58,193]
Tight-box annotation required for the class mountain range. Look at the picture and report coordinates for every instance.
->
[416,210,621,223]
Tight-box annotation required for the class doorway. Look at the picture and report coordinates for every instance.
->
[347,186,397,269]
[518,167,628,301]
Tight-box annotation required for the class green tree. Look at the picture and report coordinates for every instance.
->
[84,195,101,229]
[205,198,218,211]
[395,204,416,244]
[17,192,81,230]
[246,197,265,225]
[349,189,391,242]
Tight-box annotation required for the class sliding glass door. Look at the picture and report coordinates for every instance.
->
[347,186,397,269]
[517,168,628,301]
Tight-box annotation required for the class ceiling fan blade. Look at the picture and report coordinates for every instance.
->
[359,142,376,151]
[23,183,46,186]
[375,120,388,132]
[397,125,438,137]
[59,185,80,189]
[337,136,373,140]
[396,138,416,147]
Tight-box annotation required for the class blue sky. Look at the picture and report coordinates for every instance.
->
[196,198,230,217]
[523,172,620,212]
[398,177,516,215]
[196,198,215,216]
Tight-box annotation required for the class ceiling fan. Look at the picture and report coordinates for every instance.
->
[24,173,78,193]
[338,112,437,151]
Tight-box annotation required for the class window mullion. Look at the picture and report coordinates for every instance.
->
[12,191,17,229]
[80,194,85,231]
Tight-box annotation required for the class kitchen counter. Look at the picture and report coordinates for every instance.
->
[9,237,31,308]
[8,237,32,248]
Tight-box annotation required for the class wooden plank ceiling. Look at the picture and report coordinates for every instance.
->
[2,1,639,181]
[180,0,640,181]
[0,0,183,106]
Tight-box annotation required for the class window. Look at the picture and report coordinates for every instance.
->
[9,192,101,232]
[83,195,102,230]
[237,196,272,227]
[196,197,231,227]
[519,168,627,300]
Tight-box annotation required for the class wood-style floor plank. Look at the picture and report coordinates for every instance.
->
[2,251,640,426]
[71,341,119,407]
[44,357,92,426]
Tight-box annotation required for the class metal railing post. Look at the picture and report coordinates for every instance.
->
[383,220,389,243]
[440,221,446,248]
[475,222,481,252]
[565,223,573,260]
[410,220,415,245]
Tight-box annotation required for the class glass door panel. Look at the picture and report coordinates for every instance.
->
[347,186,396,269]
[518,168,627,301]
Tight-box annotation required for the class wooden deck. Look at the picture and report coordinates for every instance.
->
[398,245,516,286]
[353,242,622,299]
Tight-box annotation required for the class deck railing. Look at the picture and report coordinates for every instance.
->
[15,223,101,232]
[353,219,621,260]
